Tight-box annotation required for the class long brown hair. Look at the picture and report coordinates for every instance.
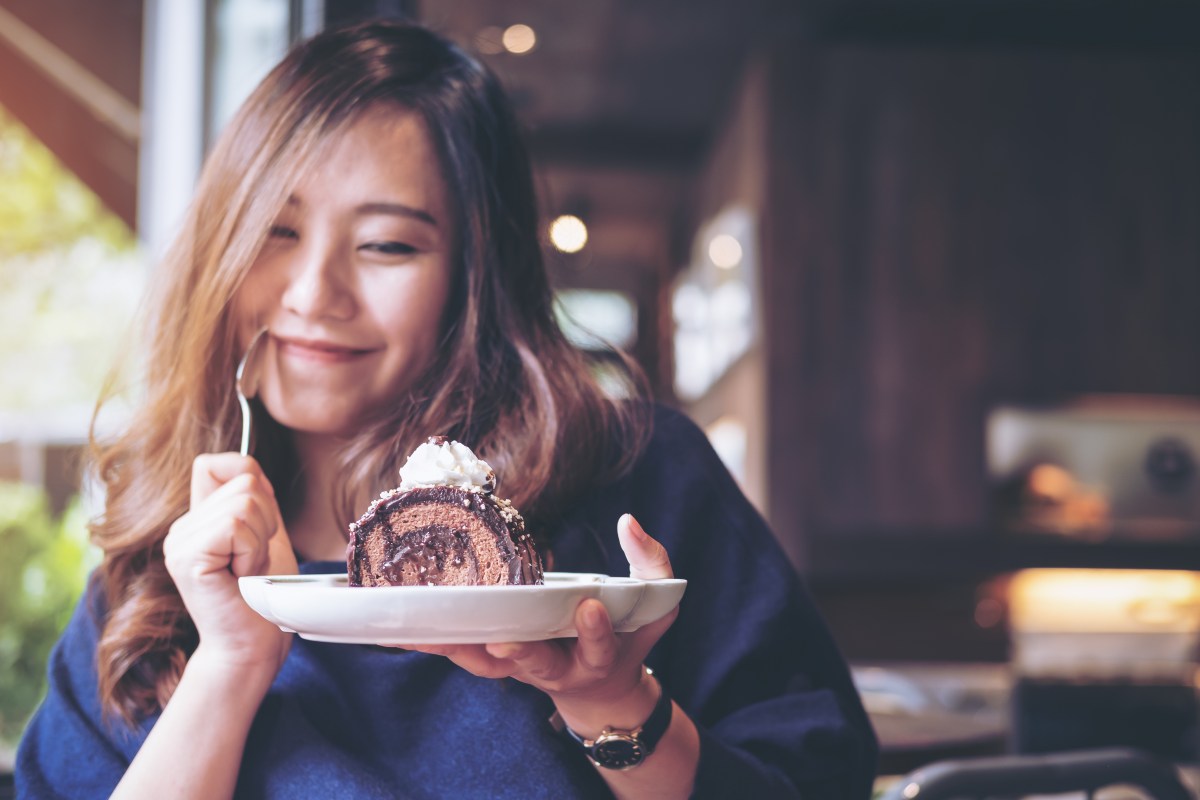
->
[90,20,651,726]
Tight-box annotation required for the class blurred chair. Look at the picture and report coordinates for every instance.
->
[878,748,1193,800]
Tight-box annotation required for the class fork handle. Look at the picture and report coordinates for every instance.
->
[238,394,252,456]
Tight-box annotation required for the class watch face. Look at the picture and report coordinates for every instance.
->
[592,734,645,770]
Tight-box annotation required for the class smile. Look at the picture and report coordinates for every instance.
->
[274,335,376,364]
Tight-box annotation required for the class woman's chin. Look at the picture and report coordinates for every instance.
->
[264,405,364,438]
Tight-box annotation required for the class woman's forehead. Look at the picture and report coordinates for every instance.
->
[282,108,448,219]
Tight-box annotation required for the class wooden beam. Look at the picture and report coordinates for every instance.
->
[0,3,140,229]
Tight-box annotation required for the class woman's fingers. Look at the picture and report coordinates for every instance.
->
[490,640,574,685]
[614,513,679,663]
[484,641,533,661]
[396,518,674,701]
[165,458,288,604]
[168,477,276,564]
[475,602,619,694]
[617,513,674,580]
[191,452,274,505]
[196,474,275,533]
[574,599,619,673]
[266,522,299,576]
[161,453,293,675]
[227,520,271,577]
[409,644,516,680]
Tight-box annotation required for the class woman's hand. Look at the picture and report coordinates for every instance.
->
[404,514,677,724]
[163,453,297,681]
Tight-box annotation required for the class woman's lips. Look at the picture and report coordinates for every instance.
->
[274,335,375,364]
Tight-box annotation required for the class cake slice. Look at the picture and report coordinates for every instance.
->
[346,437,544,586]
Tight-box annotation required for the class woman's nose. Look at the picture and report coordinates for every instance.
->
[280,240,357,321]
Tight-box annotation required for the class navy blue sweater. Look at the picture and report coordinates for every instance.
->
[17,407,877,798]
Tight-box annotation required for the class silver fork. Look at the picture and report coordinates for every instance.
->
[235,327,268,456]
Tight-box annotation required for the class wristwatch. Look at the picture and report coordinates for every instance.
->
[552,669,673,770]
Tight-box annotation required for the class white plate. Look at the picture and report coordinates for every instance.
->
[238,572,687,644]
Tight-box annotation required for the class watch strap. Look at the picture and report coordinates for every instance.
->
[629,674,673,750]
[552,668,673,769]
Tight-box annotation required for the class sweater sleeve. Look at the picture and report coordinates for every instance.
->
[556,406,878,798]
[15,579,143,799]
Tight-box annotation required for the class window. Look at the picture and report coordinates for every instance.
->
[671,205,758,401]
[553,288,638,351]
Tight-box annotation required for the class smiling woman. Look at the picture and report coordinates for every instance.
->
[15,19,876,800]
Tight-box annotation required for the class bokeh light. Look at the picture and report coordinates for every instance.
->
[550,214,588,253]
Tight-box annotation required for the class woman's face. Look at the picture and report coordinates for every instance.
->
[235,107,453,436]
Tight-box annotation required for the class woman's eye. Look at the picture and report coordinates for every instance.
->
[361,241,417,256]
[269,225,298,240]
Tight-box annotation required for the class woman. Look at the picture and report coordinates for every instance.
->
[16,20,877,799]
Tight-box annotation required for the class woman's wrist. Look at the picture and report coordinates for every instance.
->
[113,640,274,798]
[551,666,661,738]
[185,643,280,703]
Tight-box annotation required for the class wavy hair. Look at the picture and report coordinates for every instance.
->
[90,20,650,726]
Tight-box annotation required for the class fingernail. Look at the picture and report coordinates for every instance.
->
[487,642,515,659]
[623,514,648,541]
[585,602,606,629]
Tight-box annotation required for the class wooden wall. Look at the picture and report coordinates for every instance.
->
[759,45,1200,574]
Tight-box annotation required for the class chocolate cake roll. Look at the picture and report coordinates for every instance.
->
[347,437,544,587]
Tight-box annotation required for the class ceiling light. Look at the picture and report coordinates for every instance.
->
[708,233,743,269]
[502,24,537,54]
[550,214,587,253]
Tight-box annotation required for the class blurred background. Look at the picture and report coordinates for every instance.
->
[2,0,1199,790]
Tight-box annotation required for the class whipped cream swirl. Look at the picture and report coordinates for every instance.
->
[398,437,496,493]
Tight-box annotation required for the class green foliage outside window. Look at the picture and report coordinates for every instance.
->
[0,482,96,747]
[0,104,142,414]
[0,107,131,257]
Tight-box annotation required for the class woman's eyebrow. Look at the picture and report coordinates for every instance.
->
[354,201,438,227]
[282,196,438,228]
